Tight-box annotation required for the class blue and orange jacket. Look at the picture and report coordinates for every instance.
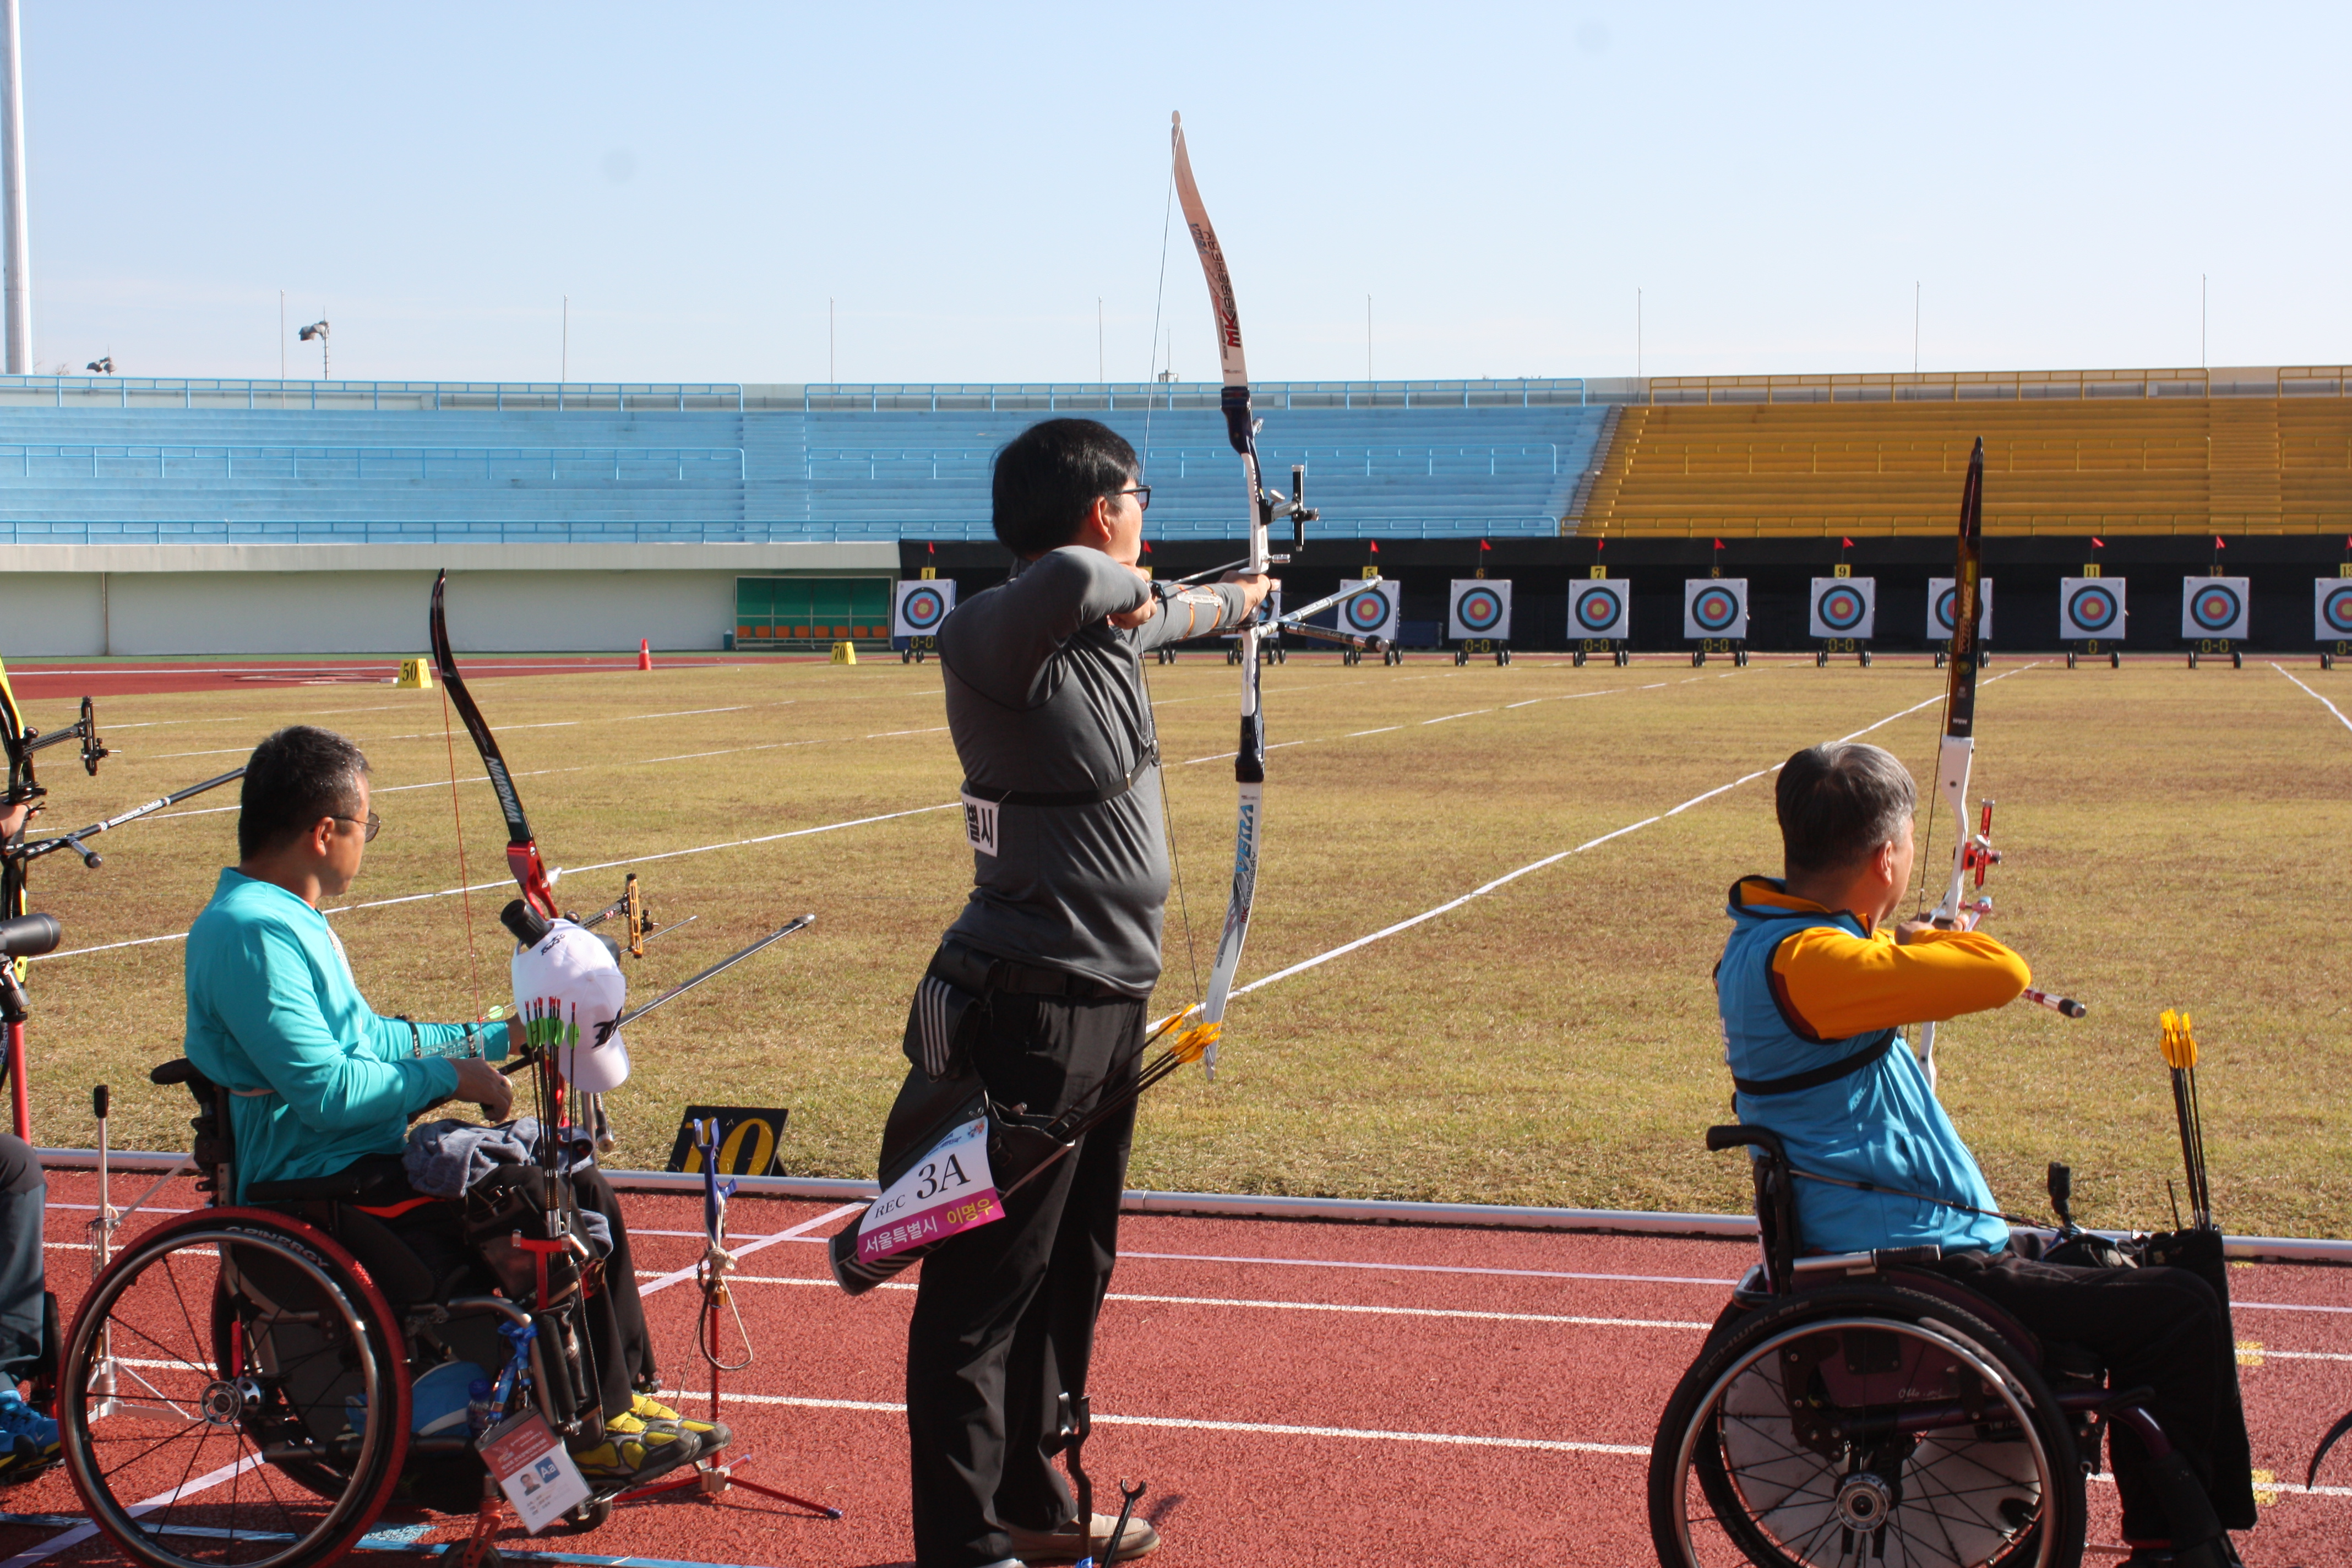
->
[1717,875,2029,1256]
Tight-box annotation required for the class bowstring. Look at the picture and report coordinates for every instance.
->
[1139,156,1204,1004]
[439,684,486,1021]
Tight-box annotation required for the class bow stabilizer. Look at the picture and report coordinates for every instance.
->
[429,569,561,921]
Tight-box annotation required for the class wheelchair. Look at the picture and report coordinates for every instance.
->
[1648,1125,2239,1568]
[56,1057,630,1568]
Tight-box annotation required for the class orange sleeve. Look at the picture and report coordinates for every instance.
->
[1770,925,2030,1041]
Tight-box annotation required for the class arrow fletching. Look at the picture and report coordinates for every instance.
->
[2159,1008,2198,1070]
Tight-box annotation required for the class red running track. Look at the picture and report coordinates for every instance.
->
[0,656,829,700]
[8,1175,2348,1567]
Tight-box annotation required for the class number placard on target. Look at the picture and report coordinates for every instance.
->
[2060,578,2127,641]
[1568,580,1629,640]
[665,1105,792,1177]
[1342,579,1402,640]
[1807,578,1877,640]
[891,578,958,639]
[1447,580,1513,641]
[1684,579,1749,640]
[1925,578,1994,640]
[2316,580,2352,643]
[2180,576,2250,640]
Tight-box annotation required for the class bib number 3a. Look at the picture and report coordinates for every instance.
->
[960,791,999,857]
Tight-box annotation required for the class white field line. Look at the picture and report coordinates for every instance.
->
[634,1202,863,1297]
[1177,672,1722,765]
[39,803,960,961]
[1228,674,2017,1004]
[645,1389,1654,1458]
[2273,663,2352,735]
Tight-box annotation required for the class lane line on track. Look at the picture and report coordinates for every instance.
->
[0,1454,263,1567]
[2274,663,2352,736]
[649,1390,1654,1458]
[1227,675,2008,1004]
[635,1203,863,1297]
[1119,1249,1736,1286]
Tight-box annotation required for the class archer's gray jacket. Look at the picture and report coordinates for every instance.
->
[936,547,1246,997]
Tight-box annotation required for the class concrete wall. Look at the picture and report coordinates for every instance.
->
[0,542,900,655]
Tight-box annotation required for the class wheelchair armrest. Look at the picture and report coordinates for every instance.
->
[150,1058,219,1096]
[246,1153,412,1206]
[1707,1124,1789,1163]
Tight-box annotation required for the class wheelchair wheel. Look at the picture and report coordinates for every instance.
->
[1649,1284,2084,1568]
[62,1209,412,1568]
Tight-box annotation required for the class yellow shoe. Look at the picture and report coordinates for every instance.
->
[631,1392,732,1452]
[567,1411,701,1485]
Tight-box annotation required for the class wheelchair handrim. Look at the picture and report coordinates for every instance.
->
[1668,1313,2061,1568]
[61,1221,395,1568]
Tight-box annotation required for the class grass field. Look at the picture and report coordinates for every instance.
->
[9,650,2350,1239]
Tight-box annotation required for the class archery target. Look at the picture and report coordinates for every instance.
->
[891,578,958,638]
[2315,580,2352,641]
[1569,580,1629,639]
[2060,578,2126,640]
[1683,579,1749,640]
[1807,578,1877,640]
[1448,580,1513,641]
[2180,576,2250,640]
[1926,577,1994,640]
[1343,579,1401,638]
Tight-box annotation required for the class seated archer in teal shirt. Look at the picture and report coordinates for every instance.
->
[184,726,516,1200]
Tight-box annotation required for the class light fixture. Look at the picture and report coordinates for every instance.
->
[84,356,112,374]
[297,320,329,377]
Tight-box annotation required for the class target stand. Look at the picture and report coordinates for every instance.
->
[2065,640,2121,670]
[1687,638,1746,668]
[1454,638,1509,667]
[1570,638,1627,669]
[1816,637,1871,668]
[2325,640,2348,672]
[2186,638,2243,670]
[898,636,937,666]
[1932,646,1991,670]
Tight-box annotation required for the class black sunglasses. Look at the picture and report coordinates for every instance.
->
[1118,484,1152,513]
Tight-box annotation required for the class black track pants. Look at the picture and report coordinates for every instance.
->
[1928,1249,2256,1539]
[901,991,1144,1568]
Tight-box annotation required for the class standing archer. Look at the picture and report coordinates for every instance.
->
[889,417,1268,1568]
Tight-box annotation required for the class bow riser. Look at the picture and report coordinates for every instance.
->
[429,570,561,921]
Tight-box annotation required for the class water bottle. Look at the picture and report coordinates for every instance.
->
[466,1379,495,1439]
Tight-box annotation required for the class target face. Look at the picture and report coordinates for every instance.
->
[1345,581,1400,634]
[1926,577,1994,640]
[2315,580,2352,640]
[1447,579,1512,641]
[2179,576,2249,640]
[1457,587,1507,632]
[2063,582,2122,636]
[1569,582,1626,638]
[892,577,959,639]
[1819,587,1865,630]
[1683,579,1749,640]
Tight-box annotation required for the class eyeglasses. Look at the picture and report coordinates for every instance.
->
[333,813,382,843]
[1118,484,1152,513]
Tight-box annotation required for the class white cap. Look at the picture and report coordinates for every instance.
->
[509,919,630,1092]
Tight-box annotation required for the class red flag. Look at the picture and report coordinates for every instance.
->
[2214,535,2226,549]
[1596,539,1605,552]
[1140,539,1153,554]
[1841,537,1855,549]
[2090,536,2105,548]
[927,540,936,554]
[1479,538,1492,552]
[1369,540,1381,554]
[1713,538,1725,551]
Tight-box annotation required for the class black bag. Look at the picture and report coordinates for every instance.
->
[462,1165,591,1309]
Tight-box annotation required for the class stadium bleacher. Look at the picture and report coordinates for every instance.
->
[1578,371,2352,538]
[0,378,1602,545]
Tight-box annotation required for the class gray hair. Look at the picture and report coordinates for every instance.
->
[1776,743,1916,876]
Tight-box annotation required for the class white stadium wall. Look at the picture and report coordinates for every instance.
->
[0,543,899,656]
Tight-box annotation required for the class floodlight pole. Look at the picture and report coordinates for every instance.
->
[0,0,31,376]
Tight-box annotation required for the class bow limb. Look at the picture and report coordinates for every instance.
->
[429,569,561,921]
[1913,439,1986,1089]
[1170,112,1272,1082]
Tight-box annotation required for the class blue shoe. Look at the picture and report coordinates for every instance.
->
[0,1388,59,1483]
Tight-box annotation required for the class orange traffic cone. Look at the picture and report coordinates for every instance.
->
[637,639,652,671]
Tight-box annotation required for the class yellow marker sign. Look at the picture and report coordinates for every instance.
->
[395,657,434,689]
[829,640,858,665]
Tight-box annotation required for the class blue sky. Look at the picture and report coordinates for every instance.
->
[20,3,2349,384]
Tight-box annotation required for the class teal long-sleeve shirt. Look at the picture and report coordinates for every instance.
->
[183,868,510,1201]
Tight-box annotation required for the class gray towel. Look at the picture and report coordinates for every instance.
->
[402,1117,611,1255]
